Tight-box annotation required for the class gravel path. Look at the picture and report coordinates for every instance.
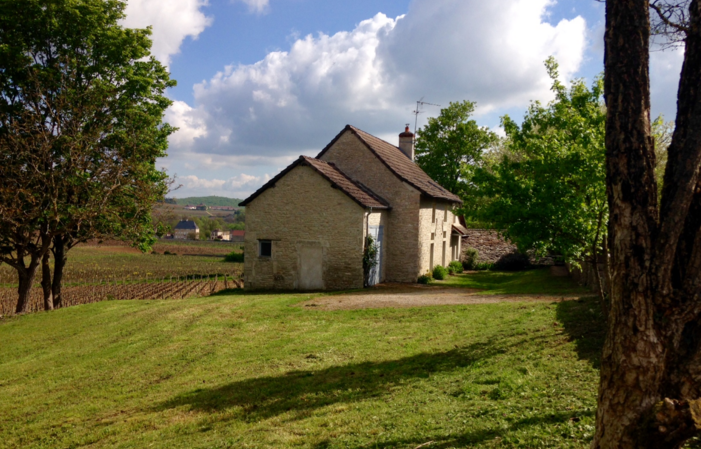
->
[297,283,584,311]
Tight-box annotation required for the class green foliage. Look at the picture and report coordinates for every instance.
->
[472,58,607,264]
[448,260,464,274]
[417,273,432,284]
[474,262,495,271]
[0,0,174,254]
[175,196,242,207]
[462,247,479,270]
[224,251,244,263]
[652,115,674,199]
[362,235,379,287]
[415,100,500,214]
[432,265,449,280]
[494,252,531,272]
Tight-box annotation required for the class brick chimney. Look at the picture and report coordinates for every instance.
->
[398,124,415,161]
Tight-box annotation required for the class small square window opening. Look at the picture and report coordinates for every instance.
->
[259,240,272,257]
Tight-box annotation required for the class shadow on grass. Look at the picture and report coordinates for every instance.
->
[324,409,595,449]
[155,338,510,422]
[555,295,606,368]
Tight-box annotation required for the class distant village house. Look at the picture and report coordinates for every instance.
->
[174,220,200,240]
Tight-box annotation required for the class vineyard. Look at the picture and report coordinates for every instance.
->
[0,244,244,316]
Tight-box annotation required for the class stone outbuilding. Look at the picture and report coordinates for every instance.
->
[173,219,199,240]
[240,125,467,290]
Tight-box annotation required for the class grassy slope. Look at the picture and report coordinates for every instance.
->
[432,269,590,295]
[0,273,605,448]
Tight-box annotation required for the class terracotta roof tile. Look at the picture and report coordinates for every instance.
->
[317,125,463,204]
[300,156,390,209]
[239,156,389,210]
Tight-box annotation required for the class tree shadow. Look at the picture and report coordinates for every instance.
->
[555,295,606,368]
[155,338,514,422]
[342,409,595,449]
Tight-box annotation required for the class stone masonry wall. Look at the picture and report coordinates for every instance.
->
[320,132,422,283]
[244,165,365,290]
[418,199,460,274]
[460,229,517,263]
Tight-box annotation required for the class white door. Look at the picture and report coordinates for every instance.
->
[298,244,324,290]
[368,226,384,286]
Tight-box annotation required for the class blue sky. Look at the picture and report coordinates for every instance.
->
[121,0,682,199]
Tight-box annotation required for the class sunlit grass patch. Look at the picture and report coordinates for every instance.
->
[0,274,603,448]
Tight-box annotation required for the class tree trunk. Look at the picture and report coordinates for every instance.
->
[41,250,54,311]
[51,236,67,308]
[593,0,701,447]
[15,260,39,314]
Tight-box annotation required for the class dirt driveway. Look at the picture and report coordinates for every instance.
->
[297,283,583,311]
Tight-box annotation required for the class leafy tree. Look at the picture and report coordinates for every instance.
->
[0,0,174,312]
[472,59,609,300]
[415,100,499,213]
[592,0,701,446]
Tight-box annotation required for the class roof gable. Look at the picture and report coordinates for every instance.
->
[239,156,389,210]
[174,220,198,230]
[316,125,462,204]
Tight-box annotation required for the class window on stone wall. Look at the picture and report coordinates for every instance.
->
[444,207,447,222]
[259,240,272,257]
[432,202,436,223]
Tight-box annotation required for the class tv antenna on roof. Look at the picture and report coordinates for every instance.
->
[412,97,441,141]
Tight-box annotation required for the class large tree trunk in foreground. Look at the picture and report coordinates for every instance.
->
[593,0,701,447]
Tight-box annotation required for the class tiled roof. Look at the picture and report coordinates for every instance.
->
[452,223,469,236]
[174,220,199,230]
[317,125,463,204]
[239,156,390,210]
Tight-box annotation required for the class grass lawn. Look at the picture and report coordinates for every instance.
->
[432,269,590,296]
[0,271,605,448]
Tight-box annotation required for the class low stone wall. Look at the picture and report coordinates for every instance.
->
[460,229,517,263]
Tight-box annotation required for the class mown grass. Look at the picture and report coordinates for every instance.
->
[431,268,591,296]
[0,272,604,448]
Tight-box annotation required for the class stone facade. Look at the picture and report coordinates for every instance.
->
[244,165,366,290]
[460,229,517,263]
[242,125,463,290]
[417,199,461,274]
[320,133,422,282]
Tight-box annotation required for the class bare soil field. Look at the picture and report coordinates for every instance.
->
[298,283,583,310]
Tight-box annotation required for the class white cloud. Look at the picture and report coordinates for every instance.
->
[166,0,587,165]
[121,0,212,65]
[650,47,684,121]
[234,0,269,14]
[176,173,269,196]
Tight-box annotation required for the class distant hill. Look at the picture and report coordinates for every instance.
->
[172,196,242,207]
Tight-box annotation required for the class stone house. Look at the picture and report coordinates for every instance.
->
[240,125,467,291]
[174,219,199,240]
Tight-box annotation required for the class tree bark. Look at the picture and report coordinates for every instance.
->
[51,235,67,309]
[15,260,39,314]
[594,0,701,447]
[41,250,53,311]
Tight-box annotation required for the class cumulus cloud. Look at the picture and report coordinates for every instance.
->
[177,173,270,196]
[121,0,212,65]
[166,0,587,165]
[234,0,269,14]
[650,48,684,120]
